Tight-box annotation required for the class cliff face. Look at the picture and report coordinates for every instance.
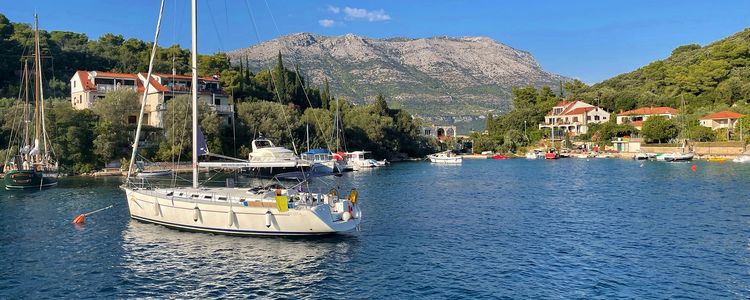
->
[228,33,568,116]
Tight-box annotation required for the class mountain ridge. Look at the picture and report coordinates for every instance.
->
[227,32,568,117]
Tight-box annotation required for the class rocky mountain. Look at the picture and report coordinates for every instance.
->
[227,33,568,116]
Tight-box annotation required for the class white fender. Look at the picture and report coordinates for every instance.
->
[342,211,352,221]
[153,200,161,216]
[228,209,235,227]
[265,211,272,228]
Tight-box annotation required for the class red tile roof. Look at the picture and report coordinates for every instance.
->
[136,73,170,93]
[563,106,595,116]
[619,107,678,116]
[91,71,138,79]
[75,71,97,91]
[700,111,744,120]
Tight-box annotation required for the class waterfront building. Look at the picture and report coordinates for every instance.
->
[422,124,457,142]
[615,106,679,130]
[699,111,744,130]
[538,100,610,138]
[70,71,233,128]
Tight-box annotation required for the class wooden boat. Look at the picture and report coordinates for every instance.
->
[3,16,58,190]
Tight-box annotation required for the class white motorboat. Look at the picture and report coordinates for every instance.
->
[345,151,380,170]
[249,136,298,163]
[134,161,172,177]
[301,148,342,173]
[135,169,172,177]
[662,152,694,162]
[428,151,462,164]
[733,155,750,163]
[525,149,545,159]
[122,0,361,236]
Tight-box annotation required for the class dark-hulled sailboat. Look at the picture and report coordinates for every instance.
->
[3,15,58,190]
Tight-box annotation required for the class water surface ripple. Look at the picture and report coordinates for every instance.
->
[1,160,749,298]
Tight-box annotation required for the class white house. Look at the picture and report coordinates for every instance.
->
[699,111,744,130]
[616,106,679,130]
[70,70,233,128]
[538,100,610,138]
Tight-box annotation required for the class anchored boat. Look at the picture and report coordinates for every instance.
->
[122,0,361,235]
[428,151,462,164]
[3,15,58,190]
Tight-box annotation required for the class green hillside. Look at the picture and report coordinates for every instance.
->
[578,28,750,112]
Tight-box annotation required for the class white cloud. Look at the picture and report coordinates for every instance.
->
[343,7,391,22]
[319,19,336,28]
[327,5,340,14]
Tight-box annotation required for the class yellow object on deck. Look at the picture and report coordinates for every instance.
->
[275,195,289,212]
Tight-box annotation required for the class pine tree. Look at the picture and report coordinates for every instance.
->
[321,79,330,110]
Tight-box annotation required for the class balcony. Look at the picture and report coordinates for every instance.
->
[210,104,234,114]
[96,84,137,93]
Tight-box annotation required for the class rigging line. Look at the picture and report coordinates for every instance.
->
[205,1,225,52]
[262,0,334,152]
[38,65,56,161]
[243,0,298,155]
[126,0,167,184]
[3,61,28,167]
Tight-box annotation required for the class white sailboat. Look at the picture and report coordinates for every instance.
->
[122,0,361,235]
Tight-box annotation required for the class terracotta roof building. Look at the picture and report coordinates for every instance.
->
[70,70,232,128]
[538,100,610,139]
[699,111,744,130]
[615,106,679,130]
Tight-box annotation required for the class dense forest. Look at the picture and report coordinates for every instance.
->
[478,28,750,153]
[0,14,435,174]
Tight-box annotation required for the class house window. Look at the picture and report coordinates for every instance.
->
[587,116,591,121]
[214,98,221,105]
[128,116,137,124]
[573,117,578,122]
[594,116,600,121]
[73,81,76,88]
[95,78,114,85]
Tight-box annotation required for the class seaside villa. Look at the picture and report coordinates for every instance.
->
[615,106,679,130]
[538,100,610,139]
[699,111,744,130]
[70,71,233,128]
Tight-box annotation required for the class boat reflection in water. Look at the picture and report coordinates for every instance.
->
[119,221,360,298]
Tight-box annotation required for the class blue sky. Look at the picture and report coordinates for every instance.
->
[2,0,749,83]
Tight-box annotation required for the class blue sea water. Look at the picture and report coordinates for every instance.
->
[1,159,749,298]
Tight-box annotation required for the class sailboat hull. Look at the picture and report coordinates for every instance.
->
[4,169,58,190]
[124,187,361,236]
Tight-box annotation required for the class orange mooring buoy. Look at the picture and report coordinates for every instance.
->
[71,205,113,225]
[72,214,86,224]
[691,164,697,172]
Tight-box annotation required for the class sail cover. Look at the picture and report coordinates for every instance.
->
[197,126,209,155]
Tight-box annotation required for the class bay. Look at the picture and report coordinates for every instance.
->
[1,159,749,298]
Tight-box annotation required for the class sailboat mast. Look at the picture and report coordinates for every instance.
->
[23,59,30,148]
[335,97,340,152]
[191,0,199,188]
[33,15,41,160]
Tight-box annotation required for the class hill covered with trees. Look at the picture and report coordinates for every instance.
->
[480,28,750,153]
[0,14,435,174]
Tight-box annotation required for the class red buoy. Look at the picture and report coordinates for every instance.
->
[691,165,697,172]
[72,214,86,224]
